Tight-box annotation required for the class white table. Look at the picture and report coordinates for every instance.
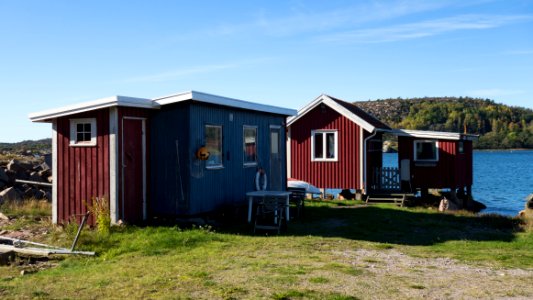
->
[246,191,292,223]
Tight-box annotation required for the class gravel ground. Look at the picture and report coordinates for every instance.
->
[334,248,533,299]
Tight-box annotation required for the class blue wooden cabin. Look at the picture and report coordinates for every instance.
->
[29,90,296,224]
[150,91,296,217]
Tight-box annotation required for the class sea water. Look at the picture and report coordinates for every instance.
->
[383,150,533,216]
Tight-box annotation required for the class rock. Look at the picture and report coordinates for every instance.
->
[7,159,31,174]
[0,168,9,183]
[339,189,355,200]
[0,187,22,202]
[526,194,533,209]
[34,189,46,200]
[0,212,9,220]
[38,169,51,179]
[29,172,43,183]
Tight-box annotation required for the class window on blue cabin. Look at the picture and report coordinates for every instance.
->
[414,140,438,161]
[205,125,223,168]
[311,130,338,161]
[69,118,97,146]
[243,126,257,166]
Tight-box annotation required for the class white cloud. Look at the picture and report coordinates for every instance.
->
[121,57,275,83]
[316,14,533,44]
[122,64,237,83]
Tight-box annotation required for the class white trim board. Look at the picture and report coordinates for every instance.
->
[51,121,58,224]
[109,107,119,224]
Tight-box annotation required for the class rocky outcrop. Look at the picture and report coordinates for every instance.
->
[0,159,52,202]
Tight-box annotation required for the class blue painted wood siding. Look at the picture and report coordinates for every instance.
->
[150,101,288,216]
[149,103,191,216]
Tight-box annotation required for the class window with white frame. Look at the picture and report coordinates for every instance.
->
[311,130,338,161]
[414,140,439,162]
[70,118,97,146]
[205,125,223,168]
[243,126,257,166]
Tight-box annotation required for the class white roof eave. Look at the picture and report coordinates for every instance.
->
[154,90,296,116]
[391,129,479,141]
[29,96,158,123]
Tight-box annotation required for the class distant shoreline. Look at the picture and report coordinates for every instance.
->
[474,148,533,152]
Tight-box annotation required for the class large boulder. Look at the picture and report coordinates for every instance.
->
[526,193,533,210]
[0,187,22,203]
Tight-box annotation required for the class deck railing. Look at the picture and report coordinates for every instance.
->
[371,167,401,191]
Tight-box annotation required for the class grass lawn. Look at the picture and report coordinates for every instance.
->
[1,200,532,299]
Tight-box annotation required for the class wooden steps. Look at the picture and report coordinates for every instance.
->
[366,193,413,207]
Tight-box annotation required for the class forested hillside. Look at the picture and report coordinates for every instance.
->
[354,97,533,149]
[0,138,51,153]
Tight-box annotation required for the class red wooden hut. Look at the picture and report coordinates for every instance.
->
[287,94,391,194]
[288,94,478,200]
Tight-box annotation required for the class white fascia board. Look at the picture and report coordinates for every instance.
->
[29,96,158,123]
[154,90,297,116]
[392,129,479,141]
[287,94,375,132]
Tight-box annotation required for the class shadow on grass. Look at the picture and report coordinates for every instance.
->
[219,202,522,246]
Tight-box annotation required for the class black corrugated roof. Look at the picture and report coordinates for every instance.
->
[327,95,391,130]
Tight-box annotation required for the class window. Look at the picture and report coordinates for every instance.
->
[311,130,338,161]
[414,140,438,162]
[458,141,464,154]
[70,118,97,146]
[243,126,257,166]
[205,125,223,168]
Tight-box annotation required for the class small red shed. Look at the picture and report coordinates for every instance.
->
[287,94,390,194]
[394,129,477,196]
[29,96,156,225]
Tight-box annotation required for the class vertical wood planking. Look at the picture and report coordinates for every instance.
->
[55,109,111,224]
[289,104,363,190]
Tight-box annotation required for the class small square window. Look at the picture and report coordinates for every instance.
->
[414,140,438,162]
[311,130,338,161]
[70,118,97,146]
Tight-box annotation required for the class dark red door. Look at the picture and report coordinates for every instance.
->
[122,118,145,223]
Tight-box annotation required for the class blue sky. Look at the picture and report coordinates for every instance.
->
[1,0,532,142]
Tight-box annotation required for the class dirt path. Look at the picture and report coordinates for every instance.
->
[334,248,533,299]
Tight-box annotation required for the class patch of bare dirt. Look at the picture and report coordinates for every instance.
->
[334,248,533,299]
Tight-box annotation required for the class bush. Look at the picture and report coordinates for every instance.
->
[85,197,111,236]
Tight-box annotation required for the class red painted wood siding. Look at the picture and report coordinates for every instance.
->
[56,109,110,224]
[117,107,152,219]
[289,105,362,189]
[398,137,473,189]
